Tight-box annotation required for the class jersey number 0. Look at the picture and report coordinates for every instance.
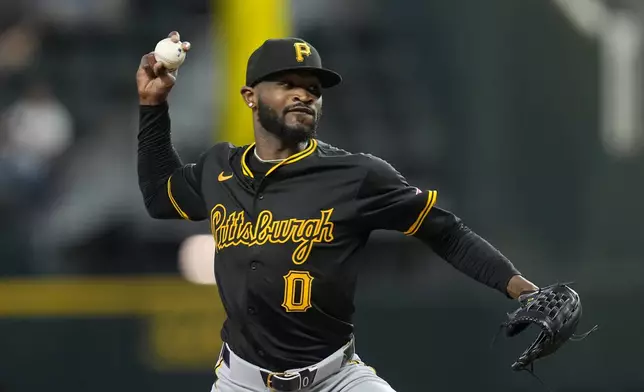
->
[282,270,314,312]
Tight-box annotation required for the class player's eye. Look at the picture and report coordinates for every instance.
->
[308,86,321,97]
[279,81,293,89]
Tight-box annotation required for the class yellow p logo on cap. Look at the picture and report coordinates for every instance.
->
[294,43,311,62]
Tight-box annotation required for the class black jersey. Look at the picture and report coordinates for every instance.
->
[137,103,521,371]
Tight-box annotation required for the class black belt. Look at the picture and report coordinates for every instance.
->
[221,341,355,392]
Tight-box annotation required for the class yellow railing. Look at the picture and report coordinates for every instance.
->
[0,276,226,371]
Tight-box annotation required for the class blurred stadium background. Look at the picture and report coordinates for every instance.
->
[0,0,642,391]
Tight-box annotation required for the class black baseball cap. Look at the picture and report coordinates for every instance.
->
[245,38,342,89]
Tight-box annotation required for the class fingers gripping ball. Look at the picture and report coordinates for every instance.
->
[154,38,187,71]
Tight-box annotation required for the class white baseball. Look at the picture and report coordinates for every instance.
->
[154,37,187,71]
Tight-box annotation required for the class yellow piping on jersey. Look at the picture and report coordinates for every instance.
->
[240,139,318,178]
[240,143,256,178]
[167,175,191,220]
[265,139,318,177]
[404,190,437,236]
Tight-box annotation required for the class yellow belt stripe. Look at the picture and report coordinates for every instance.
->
[404,190,437,236]
[348,359,377,374]
[214,357,224,373]
[167,175,190,220]
[213,356,224,391]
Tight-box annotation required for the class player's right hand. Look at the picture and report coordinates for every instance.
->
[137,31,191,105]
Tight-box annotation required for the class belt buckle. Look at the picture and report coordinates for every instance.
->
[266,372,301,391]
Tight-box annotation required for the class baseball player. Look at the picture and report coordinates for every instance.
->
[136,32,540,391]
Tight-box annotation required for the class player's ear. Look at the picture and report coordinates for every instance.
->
[241,86,256,109]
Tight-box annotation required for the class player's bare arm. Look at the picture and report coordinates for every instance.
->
[136,31,208,221]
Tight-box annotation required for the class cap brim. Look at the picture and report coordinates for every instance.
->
[254,67,342,89]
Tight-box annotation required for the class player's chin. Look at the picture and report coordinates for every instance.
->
[285,119,316,133]
[286,113,315,128]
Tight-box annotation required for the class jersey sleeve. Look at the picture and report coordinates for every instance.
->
[139,154,209,221]
[162,155,209,221]
[354,155,437,234]
[138,103,208,221]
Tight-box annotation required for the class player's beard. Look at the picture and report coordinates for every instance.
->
[257,98,320,146]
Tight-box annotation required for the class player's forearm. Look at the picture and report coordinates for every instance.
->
[137,102,183,217]
[419,212,521,297]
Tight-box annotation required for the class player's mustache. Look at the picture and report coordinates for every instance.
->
[284,104,315,116]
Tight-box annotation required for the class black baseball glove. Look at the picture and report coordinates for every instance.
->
[498,283,597,372]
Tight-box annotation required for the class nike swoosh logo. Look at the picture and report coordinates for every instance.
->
[218,172,233,182]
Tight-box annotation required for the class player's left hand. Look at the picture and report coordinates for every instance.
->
[497,283,598,371]
[136,31,191,105]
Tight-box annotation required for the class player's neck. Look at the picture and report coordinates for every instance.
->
[253,130,309,161]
